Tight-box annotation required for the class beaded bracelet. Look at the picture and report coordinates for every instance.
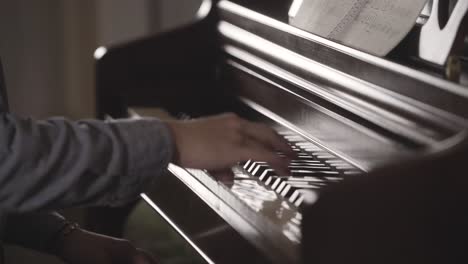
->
[60,221,80,237]
[47,221,81,255]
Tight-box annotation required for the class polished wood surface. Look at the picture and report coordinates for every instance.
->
[303,135,468,264]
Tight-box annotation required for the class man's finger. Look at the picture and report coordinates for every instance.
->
[241,120,295,158]
[210,169,235,182]
[240,140,291,176]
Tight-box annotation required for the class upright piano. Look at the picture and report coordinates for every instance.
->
[94,1,468,263]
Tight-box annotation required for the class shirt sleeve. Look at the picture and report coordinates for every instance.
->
[0,113,174,212]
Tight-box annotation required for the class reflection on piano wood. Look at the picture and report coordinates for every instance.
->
[95,0,468,263]
[152,126,363,263]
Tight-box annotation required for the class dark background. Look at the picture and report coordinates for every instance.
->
[0,1,201,263]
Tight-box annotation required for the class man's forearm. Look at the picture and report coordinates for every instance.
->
[0,113,173,212]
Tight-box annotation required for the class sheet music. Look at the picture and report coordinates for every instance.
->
[289,0,428,56]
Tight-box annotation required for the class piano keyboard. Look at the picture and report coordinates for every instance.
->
[242,130,362,208]
[170,126,364,261]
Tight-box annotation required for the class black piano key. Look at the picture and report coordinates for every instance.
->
[281,183,318,199]
[280,184,293,198]
[276,175,327,194]
[276,181,289,194]
[279,179,324,199]
[242,159,253,170]
[286,182,324,204]
[251,164,270,177]
[265,175,283,186]
[264,175,288,188]
[289,190,301,204]
[259,169,276,181]
[264,175,276,185]
[238,133,359,210]
[246,161,267,173]
[271,178,284,190]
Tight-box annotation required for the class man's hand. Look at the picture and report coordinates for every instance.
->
[58,229,158,264]
[165,113,295,175]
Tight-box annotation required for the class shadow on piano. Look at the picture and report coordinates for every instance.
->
[92,1,468,263]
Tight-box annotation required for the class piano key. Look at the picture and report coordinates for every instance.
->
[287,186,323,203]
[259,169,276,181]
[281,183,322,199]
[291,169,340,177]
[271,178,284,190]
[264,175,276,186]
[299,148,323,153]
[334,165,356,170]
[280,184,294,198]
[291,189,319,207]
[251,163,270,176]
[325,176,343,182]
[276,181,290,194]
[275,176,328,195]
[344,171,363,175]
[285,181,325,188]
[289,189,301,204]
[291,156,318,162]
[316,154,336,159]
[283,135,305,142]
[277,130,295,135]
[278,180,324,200]
[295,142,317,146]
[287,177,327,183]
[264,175,288,187]
[295,154,311,159]
[325,159,349,164]
[289,164,330,170]
[242,159,253,170]
[295,160,331,165]
[246,161,267,173]
[293,196,304,207]
[280,184,308,198]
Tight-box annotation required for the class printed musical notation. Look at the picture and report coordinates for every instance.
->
[289,0,428,56]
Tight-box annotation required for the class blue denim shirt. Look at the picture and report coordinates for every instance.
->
[0,59,174,258]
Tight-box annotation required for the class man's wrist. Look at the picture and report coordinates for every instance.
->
[47,221,81,258]
[163,121,180,165]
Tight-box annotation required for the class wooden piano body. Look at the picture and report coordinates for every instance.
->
[95,1,468,263]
